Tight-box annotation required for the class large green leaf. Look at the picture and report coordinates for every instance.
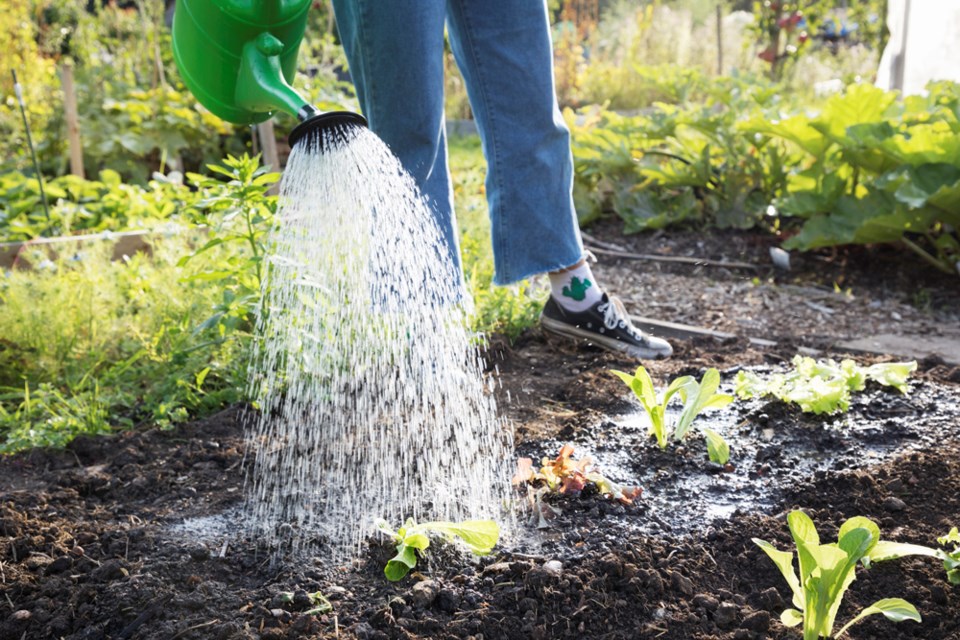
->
[834,598,920,638]
[753,538,804,609]
[783,191,909,250]
[674,368,732,441]
[420,520,500,555]
[739,113,829,158]
[384,544,418,581]
[814,84,898,141]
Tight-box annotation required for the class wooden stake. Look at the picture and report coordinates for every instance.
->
[258,119,280,171]
[61,60,84,178]
[716,3,724,76]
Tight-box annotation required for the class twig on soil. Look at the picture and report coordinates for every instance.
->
[116,594,173,639]
[585,245,759,270]
[219,540,229,558]
[581,232,628,252]
[171,618,221,639]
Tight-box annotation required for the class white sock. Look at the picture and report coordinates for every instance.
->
[549,261,603,312]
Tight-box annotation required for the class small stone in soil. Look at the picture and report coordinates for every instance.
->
[692,593,719,611]
[714,602,738,628]
[410,580,440,608]
[741,610,770,633]
[883,496,907,511]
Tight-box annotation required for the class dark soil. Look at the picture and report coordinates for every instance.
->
[589,221,960,345]
[2,227,959,640]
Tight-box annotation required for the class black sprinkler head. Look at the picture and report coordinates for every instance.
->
[289,107,368,150]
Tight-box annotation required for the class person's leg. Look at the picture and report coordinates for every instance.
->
[444,0,583,286]
[445,1,671,358]
[331,0,462,278]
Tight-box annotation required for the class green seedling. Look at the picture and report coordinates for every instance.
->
[938,527,960,585]
[612,366,733,451]
[703,428,730,465]
[754,510,940,639]
[375,518,499,582]
[736,356,917,415]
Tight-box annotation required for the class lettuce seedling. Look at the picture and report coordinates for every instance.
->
[375,518,499,582]
[938,527,960,585]
[612,366,733,450]
[736,356,917,415]
[512,444,641,505]
[703,428,730,465]
[754,510,940,639]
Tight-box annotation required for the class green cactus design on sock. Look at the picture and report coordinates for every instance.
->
[561,276,592,302]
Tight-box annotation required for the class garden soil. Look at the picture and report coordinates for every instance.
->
[2,229,959,640]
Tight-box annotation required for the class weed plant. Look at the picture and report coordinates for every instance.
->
[0,240,246,452]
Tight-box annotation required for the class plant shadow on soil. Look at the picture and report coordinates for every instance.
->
[1,231,960,639]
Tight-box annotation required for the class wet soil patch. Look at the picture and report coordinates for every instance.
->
[1,334,958,640]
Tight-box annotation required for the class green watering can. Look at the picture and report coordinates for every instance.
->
[172,0,365,147]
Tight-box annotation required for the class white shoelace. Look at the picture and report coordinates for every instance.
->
[597,296,647,341]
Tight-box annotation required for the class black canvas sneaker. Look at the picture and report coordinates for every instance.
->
[540,293,673,360]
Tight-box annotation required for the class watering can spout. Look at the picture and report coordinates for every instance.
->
[235,32,312,119]
[172,0,366,148]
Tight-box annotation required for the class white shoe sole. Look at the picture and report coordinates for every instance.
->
[540,314,672,360]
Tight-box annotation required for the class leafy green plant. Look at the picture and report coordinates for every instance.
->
[180,154,280,337]
[754,510,937,639]
[735,356,917,415]
[703,427,730,465]
[742,82,960,274]
[939,527,960,585]
[375,518,500,582]
[567,73,790,232]
[611,366,733,451]
[0,168,191,241]
[0,240,246,452]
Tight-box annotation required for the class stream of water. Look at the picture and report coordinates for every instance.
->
[245,125,512,556]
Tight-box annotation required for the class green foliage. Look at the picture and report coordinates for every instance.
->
[743,82,960,274]
[462,233,547,341]
[754,510,933,639]
[180,154,280,338]
[703,427,730,465]
[939,527,960,585]
[0,169,191,241]
[80,85,242,183]
[0,154,275,452]
[0,241,246,453]
[568,72,790,232]
[611,366,733,453]
[375,518,500,582]
[735,356,917,415]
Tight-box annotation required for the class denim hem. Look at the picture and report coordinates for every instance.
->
[492,250,586,286]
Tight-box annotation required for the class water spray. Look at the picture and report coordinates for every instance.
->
[173,1,512,555]
[171,0,366,147]
[11,70,51,225]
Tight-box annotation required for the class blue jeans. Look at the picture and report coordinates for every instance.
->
[331,0,584,285]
